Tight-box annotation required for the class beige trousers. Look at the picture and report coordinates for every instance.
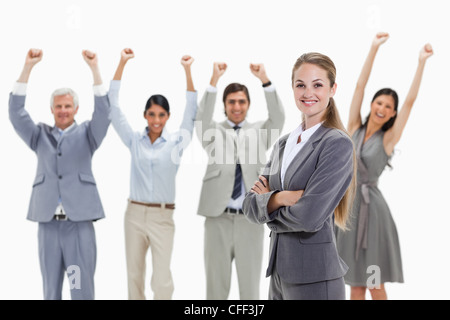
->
[124,200,175,300]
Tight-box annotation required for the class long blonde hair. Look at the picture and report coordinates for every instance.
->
[292,52,357,230]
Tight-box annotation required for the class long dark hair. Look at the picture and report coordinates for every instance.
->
[363,88,399,131]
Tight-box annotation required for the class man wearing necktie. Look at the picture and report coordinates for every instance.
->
[8,49,111,300]
[195,62,285,300]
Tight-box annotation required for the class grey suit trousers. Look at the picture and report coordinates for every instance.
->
[38,219,96,300]
[269,264,345,300]
[204,213,264,300]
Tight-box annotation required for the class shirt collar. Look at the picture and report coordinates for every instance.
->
[300,121,323,141]
[288,121,323,146]
[227,119,246,129]
[141,127,169,143]
[56,121,77,134]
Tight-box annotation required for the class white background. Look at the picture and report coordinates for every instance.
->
[0,0,448,300]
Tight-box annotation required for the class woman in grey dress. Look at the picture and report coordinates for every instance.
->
[335,32,434,300]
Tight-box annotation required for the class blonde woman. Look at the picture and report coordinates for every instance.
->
[243,52,356,300]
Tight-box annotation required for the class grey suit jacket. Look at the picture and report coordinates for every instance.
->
[243,125,354,284]
[195,88,285,217]
[9,93,111,222]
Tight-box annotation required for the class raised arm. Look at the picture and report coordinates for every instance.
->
[174,55,198,160]
[82,50,110,152]
[209,62,227,87]
[348,32,389,136]
[113,48,135,81]
[18,49,43,83]
[9,49,43,151]
[181,55,195,92]
[384,43,434,155]
[250,63,285,148]
[195,62,227,148]
[82,50,102,85]
[108,48,136,148]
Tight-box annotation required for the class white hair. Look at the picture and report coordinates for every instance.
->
[50,88,79,109]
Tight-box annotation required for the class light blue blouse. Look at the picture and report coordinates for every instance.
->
[108,80,198,203]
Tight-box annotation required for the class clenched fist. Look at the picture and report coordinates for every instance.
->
[420,43,434,62]
[82,50,98,68]
[250,63,269,84]
[181,55,194,68]
[372,32,389,47]
[25,49,43,67]
[121,48,135,62]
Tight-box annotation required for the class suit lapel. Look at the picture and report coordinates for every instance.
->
[52,122,79,148]
[269,136,287,191]
[282,125,331,189]
[51,126,62,147]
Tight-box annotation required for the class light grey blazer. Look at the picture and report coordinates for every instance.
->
[195,88,285,217]
[243,125,354,284]
[9,93,111,222]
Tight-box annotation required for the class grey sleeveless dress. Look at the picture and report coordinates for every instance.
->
[335,126,404,286]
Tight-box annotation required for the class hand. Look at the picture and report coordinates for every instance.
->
[82,49,98,68]
[25,49,43,68]
[181,55,194,68]
[210,62,227,87]
[372,32,389,47]
[250,176,270,195]
[250,63,269,83]
[121,48,135,63]
[213,62,227,77]
[419,43,434,62]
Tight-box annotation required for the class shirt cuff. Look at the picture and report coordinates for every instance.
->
[186,90,198,102]
[206,85,218,93]
[12,82,28,96]
[263,84,276,93]
[109,80,121,91]
[93,84,107,96]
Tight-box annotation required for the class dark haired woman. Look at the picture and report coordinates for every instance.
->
[108,49,197,300]
[335,33,433,300]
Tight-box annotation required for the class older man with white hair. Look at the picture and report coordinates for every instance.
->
[8,48,111,300]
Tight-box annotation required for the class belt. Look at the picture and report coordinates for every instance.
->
[355,181,378,260]
[130,200,175,210]
[225,207,244,215]
[54,214,68,221]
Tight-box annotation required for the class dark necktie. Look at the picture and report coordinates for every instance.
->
[231,125,242,200]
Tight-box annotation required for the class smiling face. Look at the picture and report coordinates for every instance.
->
[224,91,249,125]
[51,94,78,130]
[369,94,397,126]
[292,63,336,127]
[144,104,170,137]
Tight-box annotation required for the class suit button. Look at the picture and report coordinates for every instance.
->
[59,176,62,179]
[58,153,62,156]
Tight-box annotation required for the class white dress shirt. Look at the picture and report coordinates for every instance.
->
[281,122,323,188]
